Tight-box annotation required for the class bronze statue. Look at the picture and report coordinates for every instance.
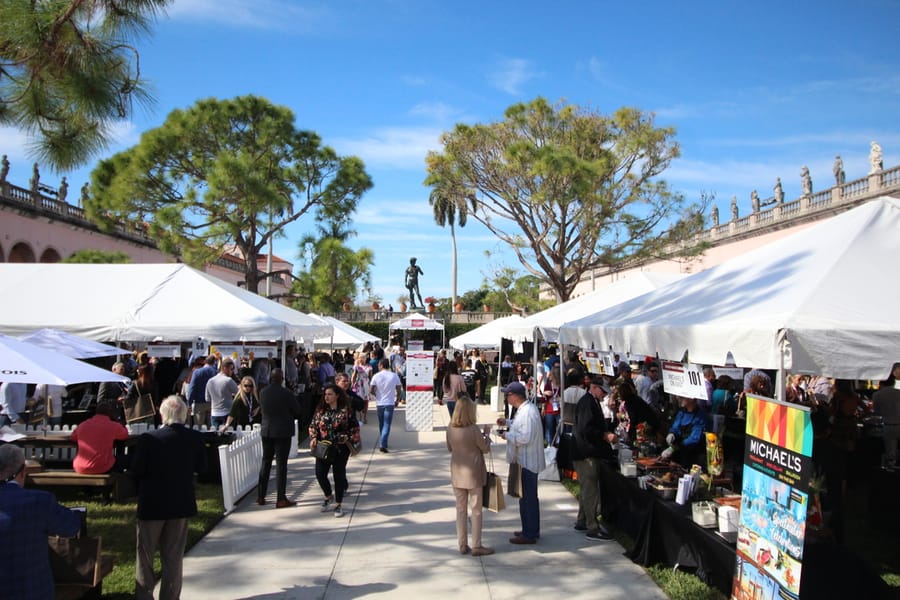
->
[405,257,424,309]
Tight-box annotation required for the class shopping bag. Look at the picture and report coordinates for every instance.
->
[538,446,560,481]
[124,393,156,423]
[48,536,102,586]
[482,472,506,512]
[507,462,523,498]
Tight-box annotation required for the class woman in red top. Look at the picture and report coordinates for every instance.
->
[70,402,129,473]
[541,368,561,446]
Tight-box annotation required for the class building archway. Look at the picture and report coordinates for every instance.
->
[8,242,36,262]
[39,247,61,263]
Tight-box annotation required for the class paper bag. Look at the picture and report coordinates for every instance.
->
[507,462,523,498]
[482,472,506,512]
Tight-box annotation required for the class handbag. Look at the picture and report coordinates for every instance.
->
[507,461,524,498]
[344,440,361,457]
[124,383,156,423]
[311,439,336,463]
[482,450,506,512]
[48,536,103,586]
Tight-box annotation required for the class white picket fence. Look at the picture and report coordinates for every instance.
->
[218,422,302,513]
[16,421,303,514]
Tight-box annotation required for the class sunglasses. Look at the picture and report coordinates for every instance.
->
[242,384,254,389]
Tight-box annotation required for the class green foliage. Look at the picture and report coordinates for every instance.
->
[347,321,388,342]
[292,239,373,312]
[481,265,553,315]
[425,97,707,302]
[47,481,223,597]
[62,248,131,263]
[85,94,373,293]
[457,288,490,311]
[292,215,374,312]
[646,566,727,600]
[0,0,167,170]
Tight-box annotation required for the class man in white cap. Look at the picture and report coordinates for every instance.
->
[497,381,545,544]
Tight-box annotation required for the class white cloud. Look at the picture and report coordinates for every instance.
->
[488,58,541,95]
[166,0,329,30]
[408,102,462,123]
[332,126,444,170]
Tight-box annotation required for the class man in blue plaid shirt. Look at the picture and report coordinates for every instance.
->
[0,444,82,599]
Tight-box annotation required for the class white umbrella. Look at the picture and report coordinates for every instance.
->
[0,334,129,385]
[19,328,123,359]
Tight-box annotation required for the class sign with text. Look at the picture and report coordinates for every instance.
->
[660,361,707,400]
[147,344,181,358]
[713,366,745,383]
[732,394,813,600]
[405,351,435,391]
[583,350,602,374]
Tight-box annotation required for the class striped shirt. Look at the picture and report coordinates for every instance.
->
[505,400,546,474]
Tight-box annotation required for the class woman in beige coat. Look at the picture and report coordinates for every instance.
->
[446,394,494,556]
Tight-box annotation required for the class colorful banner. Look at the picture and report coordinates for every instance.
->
[732,394,813,600]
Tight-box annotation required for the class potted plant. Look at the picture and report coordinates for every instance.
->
[397,294,409,313]
[454,301,464,313]
[424,296,437,314]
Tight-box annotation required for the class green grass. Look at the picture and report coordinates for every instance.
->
[50,482,224,598]
[562,477,725,600]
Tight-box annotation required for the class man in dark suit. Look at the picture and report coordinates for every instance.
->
[257,368,301,508]
[573,376,618,541]
[131,396,206,600]
[0,444,82,600]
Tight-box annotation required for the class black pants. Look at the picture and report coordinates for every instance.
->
[315,446,351,503]
[258,436,291,500]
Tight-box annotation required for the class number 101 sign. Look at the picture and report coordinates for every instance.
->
[660,361,707,400]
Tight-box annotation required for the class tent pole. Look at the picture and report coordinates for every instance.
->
[777,332,786,403]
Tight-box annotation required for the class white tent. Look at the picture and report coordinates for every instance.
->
[388,312,444,331]
[19,328,123,359]
[558,197,900,381]
[502,272,685,343]
[0,334,129,385]
[0,263,332,343]
[449,314,525,350]
[311,314,379,348]
[389,312,444,349]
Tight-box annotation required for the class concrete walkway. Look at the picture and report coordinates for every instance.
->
[179,404,667,600]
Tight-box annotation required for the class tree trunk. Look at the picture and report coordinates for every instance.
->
[450,223,458,307]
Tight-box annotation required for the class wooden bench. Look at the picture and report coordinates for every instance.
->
[27,471,127,503]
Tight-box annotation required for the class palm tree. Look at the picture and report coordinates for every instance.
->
[428,179,471,308]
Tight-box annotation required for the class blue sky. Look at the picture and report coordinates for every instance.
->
[3,0,899,305]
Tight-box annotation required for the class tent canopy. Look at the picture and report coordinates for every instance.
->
[0,334,129,385]
[502,272,684,343]
[19,328,123,359]
[558,197,900,380]
[311,314,379,348]
[0,264,332,343]
[449,314,524,350]
[389,312,444,331]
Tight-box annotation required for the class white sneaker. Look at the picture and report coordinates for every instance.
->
[320,497,333,512]
[334,505,344,518]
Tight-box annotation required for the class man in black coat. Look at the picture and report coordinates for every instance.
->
[257,368,301,508]
[131,395,206,600]
[573,376,618,542]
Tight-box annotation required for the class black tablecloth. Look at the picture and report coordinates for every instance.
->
[596,461,893,599]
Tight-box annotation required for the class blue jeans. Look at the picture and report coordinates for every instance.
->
[446,401,456,418]
[543,413,559,446]
[377,405,395,449]
[211,415,228,429]
[519,468,540,540]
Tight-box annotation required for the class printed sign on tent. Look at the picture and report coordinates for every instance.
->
[660,361,707,400]
[732,394,813,600]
